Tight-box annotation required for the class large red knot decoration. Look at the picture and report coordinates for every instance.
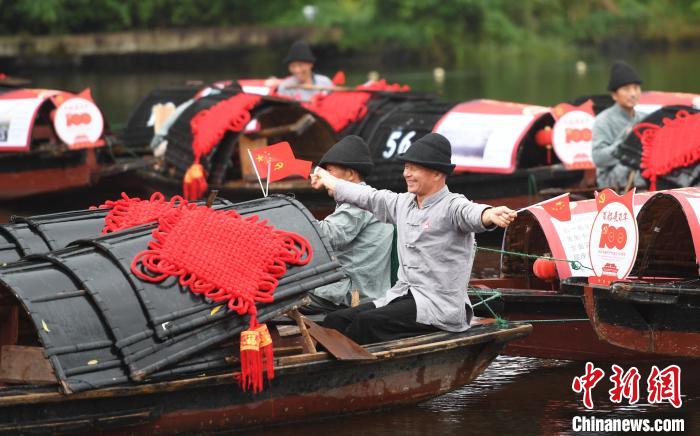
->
[634,110,700,191]
[301,80,409,132]
[96,192,183,234]
[185,93,263,200]
[130,201,312,392]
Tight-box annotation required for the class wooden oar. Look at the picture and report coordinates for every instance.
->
[0,75,31,87]
[284,83,404,94]
[301,316,376,360]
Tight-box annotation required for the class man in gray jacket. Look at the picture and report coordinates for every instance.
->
[301,136,393,315]
[592,60,647,190]
[311,133,516,344]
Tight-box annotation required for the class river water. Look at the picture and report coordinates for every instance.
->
[4,48,700,434]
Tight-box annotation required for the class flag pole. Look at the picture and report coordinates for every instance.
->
[265,159,271,198]
[247,148,266,198]
[516,192,569,213]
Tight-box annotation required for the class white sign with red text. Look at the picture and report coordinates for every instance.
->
[588,189,639,284]
[53,96,104,148]
[551,101,596,169]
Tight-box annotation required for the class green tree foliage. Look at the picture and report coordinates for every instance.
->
[2,0,700,60]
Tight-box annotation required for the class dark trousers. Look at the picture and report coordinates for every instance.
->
[323,292,439,345]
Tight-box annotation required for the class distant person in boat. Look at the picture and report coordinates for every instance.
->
[273,40,333,102]
[310,133,517,345]
[592,60,647,190]
[300,135,394,315]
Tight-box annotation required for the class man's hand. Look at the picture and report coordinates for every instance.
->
[310,167,339,197]
[482,206,517,228]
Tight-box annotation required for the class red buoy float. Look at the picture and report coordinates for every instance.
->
[533,258,557,280]
[534,126,553,164]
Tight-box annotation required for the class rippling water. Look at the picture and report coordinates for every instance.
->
[249,357,698,435]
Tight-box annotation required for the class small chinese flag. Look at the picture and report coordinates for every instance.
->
[332,71,346,86]
[250,142,312,183]
[540,193,571,221]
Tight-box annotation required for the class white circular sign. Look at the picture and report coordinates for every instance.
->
[53,97,104,147]
[588,202,638,280]
[551,110,595,168]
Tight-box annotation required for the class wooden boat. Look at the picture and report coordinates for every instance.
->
[0,86,153,200]
[0,321,530,434]
[469,191,670,361]
[0,194,531,433]
[123,81,594,212]
[572,188,700,357]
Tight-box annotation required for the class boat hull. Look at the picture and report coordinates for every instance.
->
[470,280,670,362]
[583,284,700,358]
[0,324,530,434]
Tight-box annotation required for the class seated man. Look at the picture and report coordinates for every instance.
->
[275,40,333,102]
[300,136,394,315]
[310,133,516,344]
[592,60,647,190]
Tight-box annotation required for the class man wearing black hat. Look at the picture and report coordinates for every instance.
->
[276,40,333,102]
[310,133,517,344]
[300,136,393,315]
[592,60,647,190]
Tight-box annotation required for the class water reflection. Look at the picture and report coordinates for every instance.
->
[247,356,697,435]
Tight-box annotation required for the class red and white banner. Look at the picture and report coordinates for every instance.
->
[516,191,654,279]
[0,89,63,152]
[636,91,700,115]
[588,189,639,284]
[433,99,550,174]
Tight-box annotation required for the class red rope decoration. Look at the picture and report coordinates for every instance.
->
[97,192,184,234]
[302,80,409,132]
[190,93,262,161]
[130,202,312,392]
[184,93,263,200]
[634,110,700,191]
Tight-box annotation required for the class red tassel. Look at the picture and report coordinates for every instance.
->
[256,324,274,380]
[183,162,207,200]
[239,328,263,393]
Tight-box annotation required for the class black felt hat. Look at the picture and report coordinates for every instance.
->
[284,40,316,65]
[397,133,455,175]
[319,135,374,176]
[607,61,642,92]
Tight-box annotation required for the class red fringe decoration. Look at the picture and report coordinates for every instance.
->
[240,328,263,393]
[183,162,208,201]
[129,201,312,391]
[302,80,409,132]
[634,110,700,191]
[256,324,275,380]
[97,192,183,234]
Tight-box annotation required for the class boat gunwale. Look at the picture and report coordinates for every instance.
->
[0,322,531,407]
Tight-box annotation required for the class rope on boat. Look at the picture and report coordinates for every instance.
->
[468,289,590,326]
[475,246,593,271]
[468,287,508,328]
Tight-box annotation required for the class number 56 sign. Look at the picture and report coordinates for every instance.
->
[588,189,639,285]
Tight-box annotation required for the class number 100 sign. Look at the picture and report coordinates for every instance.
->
[588,189,639,282]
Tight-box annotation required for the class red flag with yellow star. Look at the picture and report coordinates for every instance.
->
[540,193,571,221]
[250,142,312,182]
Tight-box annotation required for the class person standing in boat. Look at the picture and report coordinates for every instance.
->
[300,136,394,315]
[592,60,647,190]
[273,40,333,102]
[310,133,517,344]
